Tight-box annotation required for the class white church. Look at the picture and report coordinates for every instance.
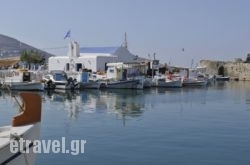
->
[48,38,145,72]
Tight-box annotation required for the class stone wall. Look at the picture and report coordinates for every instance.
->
[200,60,250,80]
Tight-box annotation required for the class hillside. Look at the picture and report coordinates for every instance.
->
[0,57,20,67]
[0,34,54,59]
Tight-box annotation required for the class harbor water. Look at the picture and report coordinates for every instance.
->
[0,81,250,164]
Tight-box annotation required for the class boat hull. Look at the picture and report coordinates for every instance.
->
[44,81,80,90]
[0,123,40,165]
[156,79,182,88]
[8,82,44,91]
[216,77,230,81]
[143,78,152,88]
[105,80,139,89]
[183,79,207,86]
[79,81,101,89]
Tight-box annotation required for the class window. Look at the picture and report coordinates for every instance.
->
[66,63,69,71]
[76,63,82,71]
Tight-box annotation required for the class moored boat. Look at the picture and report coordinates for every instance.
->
[182,78,208,86]
[2,70,44,91]
[8,82,44,91]
[180,68,208,87]
[76,71,102,89]
[105,79,140,89]
[42,70,79,90]
[215,75,230,81]
[152,73,182,88]
[103,62,145,89]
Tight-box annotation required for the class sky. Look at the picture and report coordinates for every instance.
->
[1,0,250,67]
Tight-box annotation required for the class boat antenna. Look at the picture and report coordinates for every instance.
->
[190,59,194,68]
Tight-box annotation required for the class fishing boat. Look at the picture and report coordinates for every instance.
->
[0,92,42,165]
[182,77,208,86]
[142,77,152,88]
[2,70,44,91]
[215,75,230,81]
[105,79,140,89]
[180,68,208,87]
[103,62,146,89]
[152,73,182,88]
[8,82,44,91]
[42,70,79,90]
[76,71,102,89]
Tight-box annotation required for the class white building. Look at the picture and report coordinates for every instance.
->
[48,41,141,72]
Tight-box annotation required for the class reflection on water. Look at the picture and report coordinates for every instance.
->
[43,89,147,122]
[1,81,250,121]
[213,81,250,111]
[0,81,250,119]
[2,81,250,122]
[1,81,250,165]
[43,81,250,118]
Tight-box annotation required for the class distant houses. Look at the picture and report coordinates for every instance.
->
[48,41,149,73]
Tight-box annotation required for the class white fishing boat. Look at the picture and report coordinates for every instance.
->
[105,79,140,89]
[76,71,102,89]
[122,76,149,89]
[42,70,79,90]
[152,73,182,88]
[180,68,208,87]
[196,66,215,84]
[155,78,182,88]
[182,78,208,86]
[103,62,147,89]
[2,69,44,91]
[0,92,42,165]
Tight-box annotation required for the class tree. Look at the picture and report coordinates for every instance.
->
[20,50,44,69]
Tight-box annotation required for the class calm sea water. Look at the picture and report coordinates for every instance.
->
[1,81,250,165]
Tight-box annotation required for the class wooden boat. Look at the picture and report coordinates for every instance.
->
[103,62,148,89]
[0,92,42,165]
[182,78,207,86]
[105,79,140,89]
[2,70,44,91]
[8,82,44,91]
[157,78,182,88]
[152,74,182,88]
[76,71,102,89]
[180,68,208,87]
[143,77,152,88]
[128,76,149,89]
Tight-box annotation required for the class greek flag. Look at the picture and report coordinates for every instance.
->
[64,30,71,39]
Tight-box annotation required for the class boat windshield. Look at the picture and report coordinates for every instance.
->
[54,73,67,81]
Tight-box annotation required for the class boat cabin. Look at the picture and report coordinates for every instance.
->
[106,62,148,81]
